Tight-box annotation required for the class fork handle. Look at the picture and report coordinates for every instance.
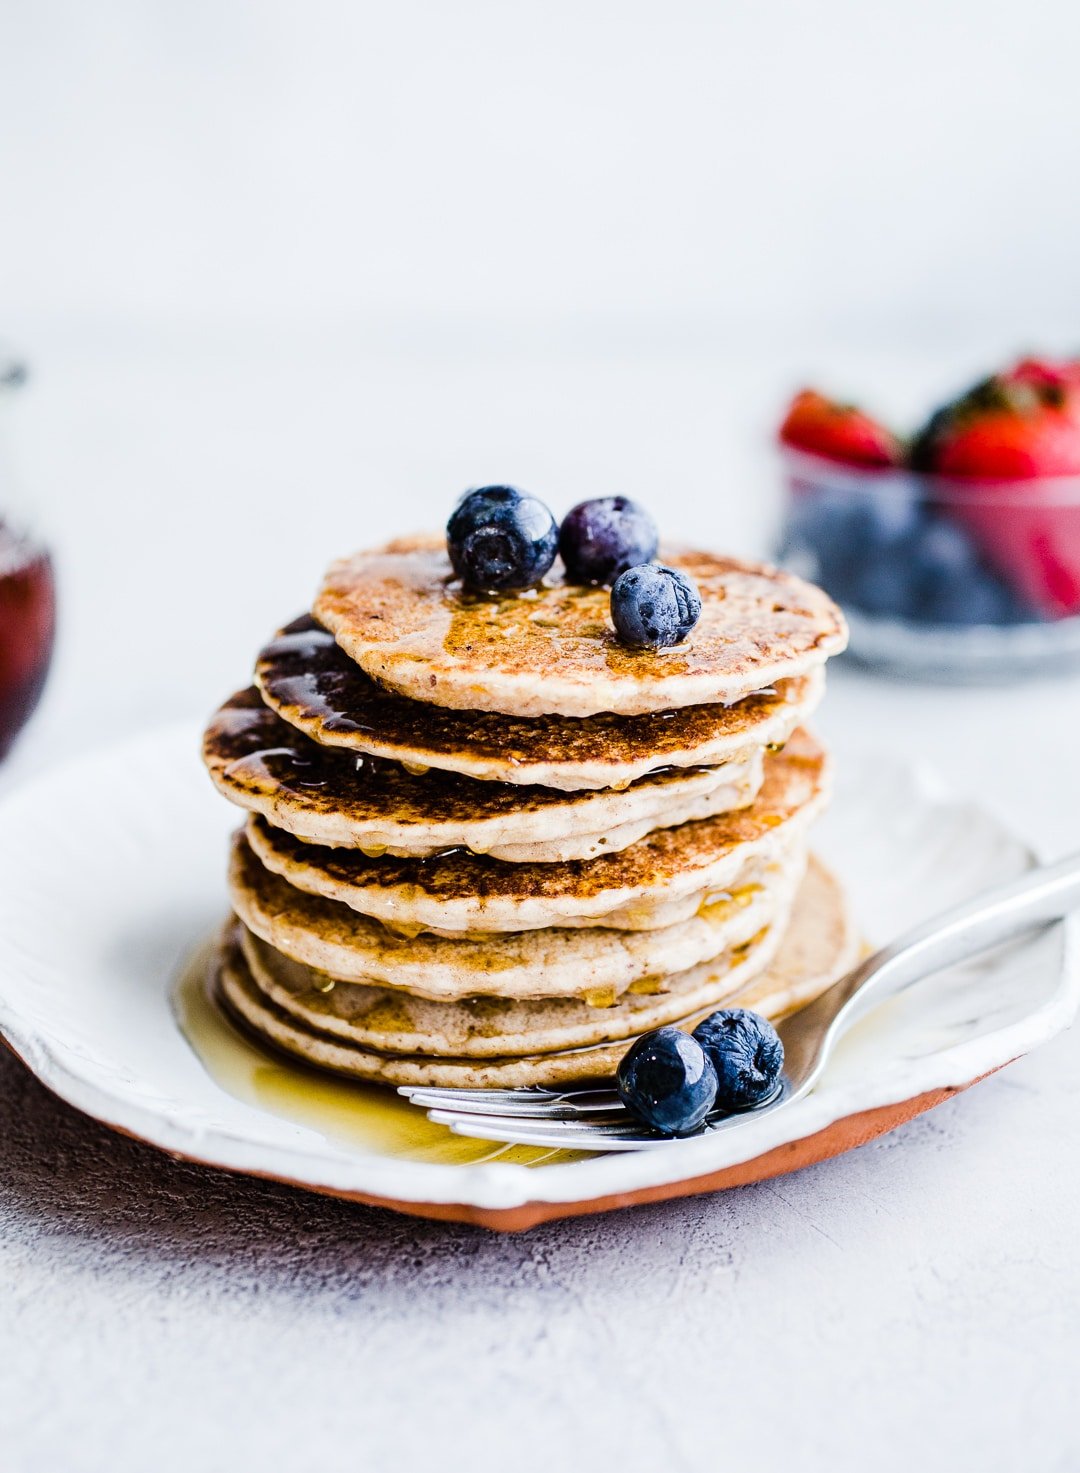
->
[833,849,1080,1032]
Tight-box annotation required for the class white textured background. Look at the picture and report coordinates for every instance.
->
[5,0,1080,340]
[2,4,1080,1471]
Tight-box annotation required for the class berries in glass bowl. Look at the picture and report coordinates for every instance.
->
[775,357,1080,678]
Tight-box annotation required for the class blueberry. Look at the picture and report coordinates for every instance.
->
[447,485,558,593]
[617,1026,718,1136]
[558,496,659,585]
[843,534,925,620]
[780,479,923,607]
[692,1008,784,1113]
[781,478,1037,627]
[906,518,1034,626]
[610,563,702,649]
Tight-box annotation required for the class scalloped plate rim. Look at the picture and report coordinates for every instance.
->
[0,721,1074,1215]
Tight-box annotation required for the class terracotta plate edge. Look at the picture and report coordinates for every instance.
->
[1,1033,1007,1233]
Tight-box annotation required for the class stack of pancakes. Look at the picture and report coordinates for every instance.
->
[203,536,855,1087]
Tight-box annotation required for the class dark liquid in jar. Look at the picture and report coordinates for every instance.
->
[0,524,55,759]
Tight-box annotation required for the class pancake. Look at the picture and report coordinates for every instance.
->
[729,882,861,1021]
[203,688,763,862]
[255,615,823,792]
[228,826,806,1000]
[214,852,855,1087]
[313,536,847,718]
[236,904,787,1056]
[244,729,829,935]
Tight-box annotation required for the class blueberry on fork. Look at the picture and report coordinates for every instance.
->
[692,1008,784,1112]
[616,1026,718,1136]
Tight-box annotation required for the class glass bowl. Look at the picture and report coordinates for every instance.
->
[776,444,1080,680]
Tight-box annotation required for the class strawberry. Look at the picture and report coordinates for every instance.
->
[778,389,902,469]
[1002,355,1080,398]
[911,366,1080,617]
[931,400,1080,480]
[911,367,1080,479]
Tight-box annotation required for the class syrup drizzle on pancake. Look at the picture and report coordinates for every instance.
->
[254,614,818,789]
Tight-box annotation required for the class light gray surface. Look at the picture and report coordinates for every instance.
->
[2,1039,1076,1473]
[1,332,1078,1473]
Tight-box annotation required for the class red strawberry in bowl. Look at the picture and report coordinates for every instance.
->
[1002,355,1080,398]
[912,371,1080,617]
[779,389,903,469]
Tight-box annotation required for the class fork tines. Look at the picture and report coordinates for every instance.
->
[398,1084,663,1152]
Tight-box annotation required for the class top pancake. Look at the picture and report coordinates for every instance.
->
[255,616,822,791]
[314,536,847,718]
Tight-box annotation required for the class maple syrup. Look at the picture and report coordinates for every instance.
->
[173,936,581,1168]
[0,525,55,760]
[255,615,802,778]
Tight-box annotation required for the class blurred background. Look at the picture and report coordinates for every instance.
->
[3,0,1080,772]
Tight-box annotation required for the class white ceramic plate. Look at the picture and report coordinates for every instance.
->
[0,724,1075,1222]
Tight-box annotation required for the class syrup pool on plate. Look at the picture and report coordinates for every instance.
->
[172,936,583,1169]
[0,524,55,760]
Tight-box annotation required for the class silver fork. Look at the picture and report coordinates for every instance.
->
[398,850,1080,1151]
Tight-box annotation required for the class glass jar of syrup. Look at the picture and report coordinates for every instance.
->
[0,351,56,761]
